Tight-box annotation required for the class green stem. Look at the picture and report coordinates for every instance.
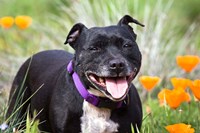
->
[178,107,182,122]
[187,102,191,121]
[147,91,151,103]
[149,113,156,131]
[197,101,200,131]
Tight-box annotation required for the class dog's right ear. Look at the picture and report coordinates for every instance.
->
[118,15,145,27]
[64,23,88,47]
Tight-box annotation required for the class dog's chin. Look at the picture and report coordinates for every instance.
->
[85,71,135,102]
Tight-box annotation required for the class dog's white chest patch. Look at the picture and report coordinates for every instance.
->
[81,100,119,133]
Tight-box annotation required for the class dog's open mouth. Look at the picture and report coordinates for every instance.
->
[87,73,133,100]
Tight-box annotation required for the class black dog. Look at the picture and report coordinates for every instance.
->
[7,15,144,133]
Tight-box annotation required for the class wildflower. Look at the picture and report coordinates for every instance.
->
[139,76,160,91]
[170,77,190,90]
[165,123,195,133]
[0,16,14,29]
[0,123,8,131]
[157,88,190,109]
[15,15,32,29]
[167,88,190,109]
[176,55,199,73]
[188,79,200,100]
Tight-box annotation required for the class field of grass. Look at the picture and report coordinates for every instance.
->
[0,0,200,132]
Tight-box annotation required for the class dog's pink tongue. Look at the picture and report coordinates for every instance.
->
[105,77,128,99]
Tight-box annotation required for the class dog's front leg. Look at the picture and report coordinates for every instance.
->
[49,106,68,133]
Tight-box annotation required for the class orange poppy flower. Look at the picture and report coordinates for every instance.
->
[15,15,32,29]
[0,16,14,29]
[188,79,200,100]
[167,88,190,109]
[176,55,200,73]
[158,88,190,109]
[170,77,191,90]
[165,123,195,133]
[139,76,161,91]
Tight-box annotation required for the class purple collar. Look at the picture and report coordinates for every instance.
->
[67,60,127,109]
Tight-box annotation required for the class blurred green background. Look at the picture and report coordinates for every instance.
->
[1,0,200,96]
[0,0,200,132]
[1,0,200,102]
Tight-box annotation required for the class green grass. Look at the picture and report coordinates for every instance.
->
[1,0,200,132]
[1,93,199,132]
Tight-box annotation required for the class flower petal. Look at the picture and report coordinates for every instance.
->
[15,15,32,29]
[170,77,190,90]
[139,76,161,91]
[0,16,14,29]
[189,79,200,100]
[176,55,200,73]
[165,123,195,133]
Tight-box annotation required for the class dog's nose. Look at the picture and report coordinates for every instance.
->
[109,59,125,71]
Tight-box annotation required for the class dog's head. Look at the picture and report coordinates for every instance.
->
[65,15,144,101]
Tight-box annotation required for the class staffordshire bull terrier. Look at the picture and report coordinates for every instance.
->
[7,15,144,133]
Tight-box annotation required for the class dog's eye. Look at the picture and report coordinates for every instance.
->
[123,43,132,48]
[88,46,100,51]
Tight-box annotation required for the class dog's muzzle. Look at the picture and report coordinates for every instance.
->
[67,60,129,109]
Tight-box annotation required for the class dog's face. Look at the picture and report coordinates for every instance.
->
[65,15,144,101]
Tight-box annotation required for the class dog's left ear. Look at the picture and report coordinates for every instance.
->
[64,23,88,48]
[118,15,145,27]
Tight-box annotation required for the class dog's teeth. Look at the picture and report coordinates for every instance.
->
[89,75,96,81]
[99,78,104,83]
